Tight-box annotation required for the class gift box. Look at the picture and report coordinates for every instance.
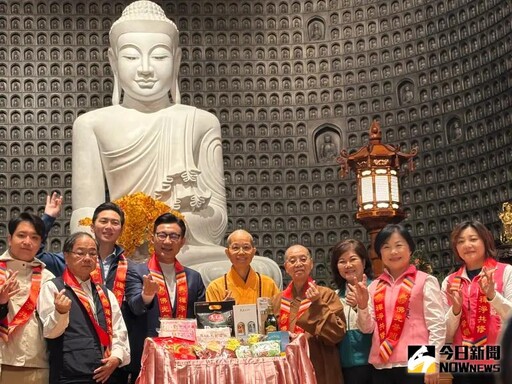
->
[233,304,259,339]
[267,331,290,352]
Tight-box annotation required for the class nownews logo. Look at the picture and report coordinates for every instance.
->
[407,345,437,374]
[439,345,500,373]
[407,345,501,374]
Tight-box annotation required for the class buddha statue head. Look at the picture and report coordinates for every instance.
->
[109,0,181,105]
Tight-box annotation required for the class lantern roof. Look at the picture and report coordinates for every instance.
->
[337,120,417,177]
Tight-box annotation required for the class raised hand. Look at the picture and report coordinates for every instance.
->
[354,274,369,309]
[345,283,358,308]
[305,281,321,302]
[45,192,63,218]
[142,274,159,298]
[0,270,20,304]
[446,280,462,315]
[54,289,72,314]
[478,266,497,301]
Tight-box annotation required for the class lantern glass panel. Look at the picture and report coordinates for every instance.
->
[361,175,373,208]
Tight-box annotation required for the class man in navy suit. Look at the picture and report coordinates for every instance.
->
[39,194,134,304]
[125,212,205,382]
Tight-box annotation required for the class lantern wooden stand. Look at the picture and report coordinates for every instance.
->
[338,120,417,276]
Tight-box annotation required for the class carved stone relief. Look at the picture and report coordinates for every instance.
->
[0,0,510,285]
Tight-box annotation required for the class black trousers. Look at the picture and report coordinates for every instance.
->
[371,366,425,384]
[342,364,374,384]
[452,372,496,384]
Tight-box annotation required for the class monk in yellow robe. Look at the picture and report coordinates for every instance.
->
[206,230,279,304]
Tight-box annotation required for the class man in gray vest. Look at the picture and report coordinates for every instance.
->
[37,232,130,383]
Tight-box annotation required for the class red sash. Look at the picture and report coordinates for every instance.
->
[90,253,128,306]
[455,258,497,346]
[62,268,113,356]
[147,254,188,319]
[279,277,314,333]
[374,268,417,362]
[0,261,42,342]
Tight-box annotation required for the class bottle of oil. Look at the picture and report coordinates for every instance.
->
[264,307,278,334]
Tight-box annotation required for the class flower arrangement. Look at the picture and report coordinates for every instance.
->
[79,192,183,257]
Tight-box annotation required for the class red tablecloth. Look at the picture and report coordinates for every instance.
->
[136,334,317,384]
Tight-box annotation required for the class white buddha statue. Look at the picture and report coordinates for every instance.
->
[70,0,282,286]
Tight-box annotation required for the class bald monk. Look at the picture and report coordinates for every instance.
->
[206,230,279,304]
[272,245,346,384]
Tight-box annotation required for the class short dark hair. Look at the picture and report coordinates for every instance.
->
[153,212,186,237]
[8,212,44,238]
[329,239,374,294]
[63,232,98,253]
[450,220,496,261]
[92,202,125,226]
[374,224,416,258]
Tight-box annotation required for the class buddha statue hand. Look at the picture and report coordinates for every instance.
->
[190,195,207,211]
[181,168,201,183]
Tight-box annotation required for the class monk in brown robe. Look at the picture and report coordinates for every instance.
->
[272,245,346,384]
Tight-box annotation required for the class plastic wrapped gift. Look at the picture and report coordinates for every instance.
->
[158,318,197,341]
[152,337,197,360]
[195,300,235,334]
[195,327,232,345]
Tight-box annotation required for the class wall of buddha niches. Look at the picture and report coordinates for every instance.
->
[0,0,510,285]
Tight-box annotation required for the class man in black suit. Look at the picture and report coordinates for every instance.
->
[125,212,205,382]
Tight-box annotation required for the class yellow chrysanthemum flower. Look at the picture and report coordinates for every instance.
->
[80,192,183,257]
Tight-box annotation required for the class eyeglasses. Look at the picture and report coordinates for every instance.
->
[155,232,182,242]
[285,256,310,265]
[229,244,254,253]
[70,250,98,259]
